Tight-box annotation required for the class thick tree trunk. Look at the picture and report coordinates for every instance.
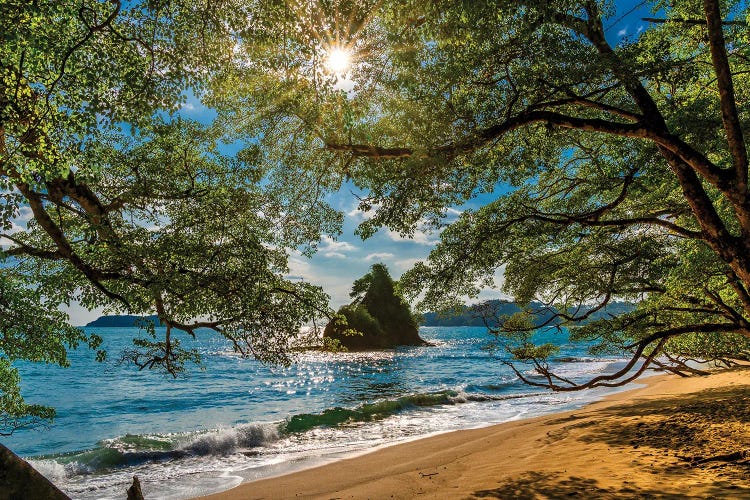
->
[0,443,70,500]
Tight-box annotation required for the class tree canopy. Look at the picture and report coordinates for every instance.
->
[0,1,345,433]
[219,0,750,388]
[4,0,750,432]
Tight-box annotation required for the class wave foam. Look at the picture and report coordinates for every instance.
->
[30,387,543,478]
[180,423,281,456]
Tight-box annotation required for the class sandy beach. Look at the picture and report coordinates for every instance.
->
[201,367,750,499]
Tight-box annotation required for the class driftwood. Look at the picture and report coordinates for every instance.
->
[678,449,750,467]
[127,476,146,500]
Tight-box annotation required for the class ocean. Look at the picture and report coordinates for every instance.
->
[4,326,632,499]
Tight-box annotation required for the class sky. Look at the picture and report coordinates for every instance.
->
[258,0,655,311]
[5,1,655,326]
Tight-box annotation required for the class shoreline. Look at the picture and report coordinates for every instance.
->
[199,366,750,499]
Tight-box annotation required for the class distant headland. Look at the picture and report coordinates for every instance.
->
[85,314,163,328]
[421,300,634,327]
[85,300,633,329]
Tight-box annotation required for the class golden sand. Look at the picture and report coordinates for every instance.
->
[200,367,750,499]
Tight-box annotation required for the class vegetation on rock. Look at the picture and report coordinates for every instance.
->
[324,264,426,349]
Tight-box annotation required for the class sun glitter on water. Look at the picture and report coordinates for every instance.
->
[325,47,351,74]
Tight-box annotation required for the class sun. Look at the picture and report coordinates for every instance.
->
[325,47,351,74]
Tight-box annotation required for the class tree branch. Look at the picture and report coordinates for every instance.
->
[703,0,749,194]
[505,337,667,392]
[324,142,413,159]
[0,235,62,260]
[643,17,747,26]
[16,182,131,307]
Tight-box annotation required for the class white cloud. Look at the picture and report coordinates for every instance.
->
[175,91,216,122]
[386,228,439,246]
[324,251,347,259]
[618,27,628,36]
[346,204,378,222]
[319,235,357,253]
[0,206,33,248]
[474,266,508,301]
[364,252,395,262]
[60,301,106,327]
[443,207,463,224]
[285,251,362,308]
[16,206,33,223]
[475,288,513,302]
[287,255,311,276]
[394,258,421,271]
[0,221,25,248]
[333,75,357,93]
[316,274,358,308]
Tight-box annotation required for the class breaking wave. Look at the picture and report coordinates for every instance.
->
[28,387,529,477]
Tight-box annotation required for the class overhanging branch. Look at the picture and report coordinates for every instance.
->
[643,17,747,26]
[505,321,747,392]
[703,0,749,195]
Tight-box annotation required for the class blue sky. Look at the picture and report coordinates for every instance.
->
[274,0,655,310]
[43,1,652,324]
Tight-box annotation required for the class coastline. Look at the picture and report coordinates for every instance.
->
[12,326,656,499]
[199,366,750,499]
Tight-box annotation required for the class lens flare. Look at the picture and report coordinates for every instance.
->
[326,47,351,74]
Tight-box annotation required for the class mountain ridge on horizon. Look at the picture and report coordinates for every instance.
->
[421,299,635,327]
[85,300,634,328]
[85,314,163,328]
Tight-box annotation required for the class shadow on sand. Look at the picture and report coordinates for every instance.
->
[470,470,746,499]
[469,382,750,499]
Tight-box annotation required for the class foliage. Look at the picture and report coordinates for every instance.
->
[325,264,424,348]
[320,335,349,353]
[0,1,343,431]
[359,264,419,336]
[340,303,382,336]
[0,271,103,435]
[229,0,750,387]
[6,0,750,431]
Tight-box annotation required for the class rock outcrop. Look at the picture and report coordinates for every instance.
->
[324,263,427,349]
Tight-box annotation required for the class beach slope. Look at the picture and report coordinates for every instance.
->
[201,367,750,499]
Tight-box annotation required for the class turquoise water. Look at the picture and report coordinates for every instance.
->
[3,326,628,499]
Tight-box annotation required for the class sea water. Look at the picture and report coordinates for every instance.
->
[3,326,632,499]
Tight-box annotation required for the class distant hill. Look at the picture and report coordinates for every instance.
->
[85,314,162,327]
[421,300,634,327]
[422,300,523,327]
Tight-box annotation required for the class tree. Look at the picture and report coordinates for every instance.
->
[0,270,103,436]
[324,263,425,348]
[5,0,750,433]
[0,1,342,432]
[227,0,750,388]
